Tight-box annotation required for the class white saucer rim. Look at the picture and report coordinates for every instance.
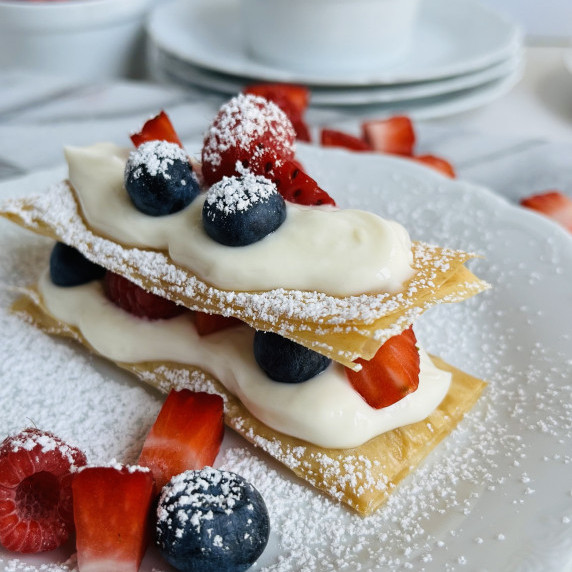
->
[147,0,524,87]
[150,43,524,107]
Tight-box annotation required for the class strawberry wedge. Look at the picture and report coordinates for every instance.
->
[346,326,420,409]
[130,110,182,148]
[320,129,371,152]
[73,466,154,572]
[272,160,336,206]
[413,154,456,178]
[138,389,224,492]
[362,116,416,156]
[520,190,572,233]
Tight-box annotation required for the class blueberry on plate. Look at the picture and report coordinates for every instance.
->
[124,140,199,216]
[253,331,331,383]
[202,174,286,246]
[156,468,270,572]
[49,242,106,287]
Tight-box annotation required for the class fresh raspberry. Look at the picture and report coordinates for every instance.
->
[0,428,87,553]
[103,271,185,320]
[201,93,296,187]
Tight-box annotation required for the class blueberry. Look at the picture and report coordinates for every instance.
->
[49,242,105,287]
[156,468,270,572]
[124,140,200,216]
[202,174,286,246]
[253,331,331,383]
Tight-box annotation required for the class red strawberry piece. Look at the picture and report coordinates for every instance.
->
[520,190,572,233]
[130,110,183,148]
[0,428,87,553]
[194,311,241,336]
[271,159,336,206]
[413,154,456,178]
[138,389,224,492]
[73,466,154,572]
[103,271,184,320]
[345,326,420,409]
[362,116,416,156]
[244,84,312,142]
[201,93,296,187]
[320,129,371,152]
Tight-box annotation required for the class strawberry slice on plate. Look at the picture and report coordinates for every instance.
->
[362,116,416,156]
[520,190,572,233]
[345,326,420,409]
[194,311,241,336]
[320,129,371,152]
[0,428,87,553]
[130,110,183,148]
[72,466,154,572]
[413,154,456,178]
[138,389,224,492]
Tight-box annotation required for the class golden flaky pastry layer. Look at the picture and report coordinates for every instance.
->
[13,288,487,516]
[0,182,489,369]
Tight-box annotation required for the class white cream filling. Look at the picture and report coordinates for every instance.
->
[39,271,452,449]
[65,143,414,296]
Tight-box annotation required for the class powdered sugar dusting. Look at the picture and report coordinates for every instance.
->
[1,148,571,570]
[126,140,189,180]
[205,174,278,215]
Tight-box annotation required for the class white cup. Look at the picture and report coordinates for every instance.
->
[240,0,421,75]
[0,0,155,79]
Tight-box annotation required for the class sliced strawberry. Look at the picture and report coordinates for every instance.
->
[201,93,296,187]
[271,160,336,206]
[130,110,183,148]
[413,154,456,178]
[244,83,311,143]
[345,326,420,409]
[0,428,87,553]
[194,311,241,336]
[320,129,371,152]
[362,116,416,156]
[73,466,154,572]
[520,190,572,232]
[138,389,224,492]
[104,271,185,320]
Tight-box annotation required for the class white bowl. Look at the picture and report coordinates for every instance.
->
[0,0,155,79]
[240,0,421,74]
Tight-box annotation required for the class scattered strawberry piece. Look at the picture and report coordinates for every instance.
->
[244,83,311,142]
[362,116,416,156]
[320,129,371,152]
[413,154,456,178]
[272,159,336,206]
[520,191,572,233]
[0,428,87,553]
[138,389,224,492]
[104,271,185,320]
[73,466,154,572]
[130,110,183,148]
[201,94,296,187]
[346,326,420,409]
[194,311,242,336]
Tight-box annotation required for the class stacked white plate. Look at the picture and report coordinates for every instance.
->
[147,0,524,118]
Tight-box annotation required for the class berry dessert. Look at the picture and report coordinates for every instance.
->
[156,468,270,572]
[0,94,489,516]
[0,428,87,553]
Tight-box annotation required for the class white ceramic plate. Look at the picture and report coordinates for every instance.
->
[150,42,524,107]
[1,146,571,571]
[147,0,523,86]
